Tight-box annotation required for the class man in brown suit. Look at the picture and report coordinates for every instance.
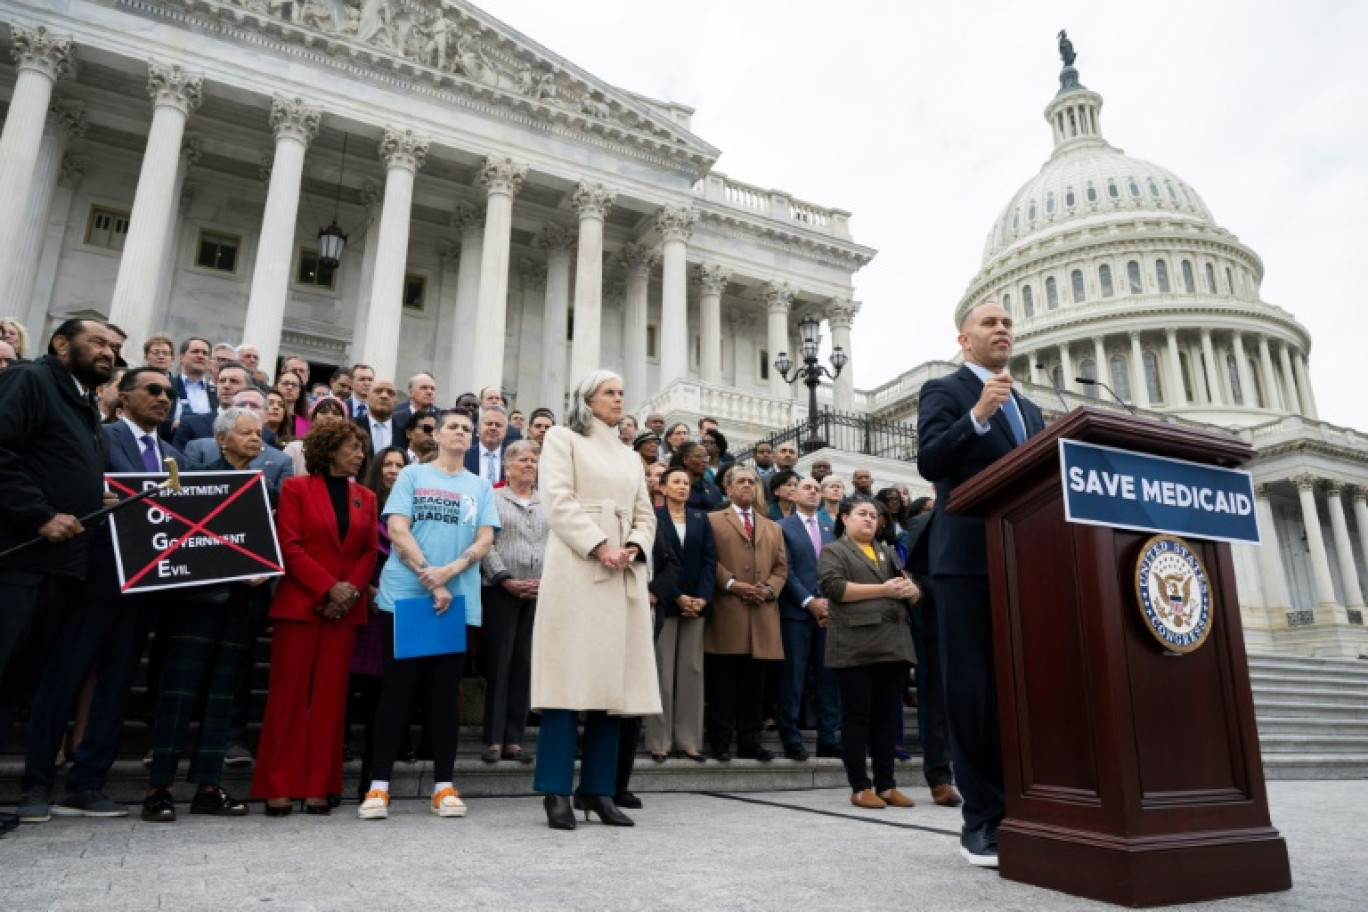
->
[705,467,787,762]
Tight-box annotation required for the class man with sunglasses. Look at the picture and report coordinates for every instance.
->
[16,367,189,822]
[404,407,440,464]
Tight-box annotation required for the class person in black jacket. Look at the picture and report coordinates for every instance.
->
[0,319,119,828]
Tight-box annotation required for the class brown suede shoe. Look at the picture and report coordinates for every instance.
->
[878,788,916,808]
[850,789,887,809]
[931,783,964,807]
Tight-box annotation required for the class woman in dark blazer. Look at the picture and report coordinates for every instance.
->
[645,465,718,761]
[252,417,378,816]
[818,494,921,811]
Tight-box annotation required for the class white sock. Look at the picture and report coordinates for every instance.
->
[434,781,453,796]
[369,780,389,794]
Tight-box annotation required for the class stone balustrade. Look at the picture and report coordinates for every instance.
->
[1242,415,1368,454]
[694,172,852,240]
[636,378,799,443]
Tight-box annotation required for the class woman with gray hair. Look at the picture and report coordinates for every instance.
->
[530,370,659,829]
[479,439,545,764]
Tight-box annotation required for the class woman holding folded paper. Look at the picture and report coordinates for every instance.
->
[530,370,659,830]
[356,408,500,822]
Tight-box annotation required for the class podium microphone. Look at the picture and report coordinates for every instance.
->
[1037,363,1069,413]
[1075,377,1138,416]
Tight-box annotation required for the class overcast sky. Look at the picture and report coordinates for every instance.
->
[480,0,1365,429]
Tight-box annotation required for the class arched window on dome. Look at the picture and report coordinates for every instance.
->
[1143,351,1164,403]
[1205,262,1217,293]
[1181,185,1193,207]
[1065,188,1076,209]
[1181,260,1196,293]
[1028,202,1038,222]
[1155,259,1171,293]
[1071,269,1086,303]
[1023,284,1035,317]
[1178,352,1195,403]
[1099,264,1114,297]
[1108,180,1120,200]
[1109,354,1131,402]
[1166,180,1177,201]
[1128,179,1141,198]
[1012,210,1020,232]
[1148,179,1160,199]
[1225,266,1235,295]
[1127,260,1142,294]
[1080,359,1098,398]
[1046,194,1056,215]
[1247,357,1265,407]
[1002,292,1012,316]
[1045,276,1059,310]
[1226,354,1244,405]
[1086,183,1098,203]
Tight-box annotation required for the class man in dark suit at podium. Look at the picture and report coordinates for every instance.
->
[917,301,1045,869]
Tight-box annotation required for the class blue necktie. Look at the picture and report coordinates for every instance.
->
[1003,395,1027,446]
[140,434,160,472]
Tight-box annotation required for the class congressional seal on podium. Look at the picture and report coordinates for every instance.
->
[1134,534,1213,654]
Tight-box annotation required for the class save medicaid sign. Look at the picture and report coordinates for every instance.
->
[1059,439,1260,545]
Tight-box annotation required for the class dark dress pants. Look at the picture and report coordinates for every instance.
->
[704,653,767,753]
[776,617,841,751]
[0,571,81,745]
[910,595,953,787]
[615,715,641,796]
[369,620,462,783]
[835,660,909,793]
[933,574,1004,833]
[480,586,535,747]
[225,582,274,747]
[532,709,618,796]
[22,557,157,793]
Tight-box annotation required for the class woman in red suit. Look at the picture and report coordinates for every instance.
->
[252,417,377,816]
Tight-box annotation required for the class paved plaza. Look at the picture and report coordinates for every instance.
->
[1,780,1359,911]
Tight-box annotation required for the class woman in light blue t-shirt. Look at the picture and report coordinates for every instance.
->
[358,409,499,821]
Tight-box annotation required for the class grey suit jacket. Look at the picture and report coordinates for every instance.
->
[817,537,917,669]
[183,439,294,492]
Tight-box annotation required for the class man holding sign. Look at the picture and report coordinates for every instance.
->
[917,302,1045,869]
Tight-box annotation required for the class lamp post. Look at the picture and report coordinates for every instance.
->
[775,315,847,453]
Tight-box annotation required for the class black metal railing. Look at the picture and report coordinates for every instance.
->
[733,408,919,464]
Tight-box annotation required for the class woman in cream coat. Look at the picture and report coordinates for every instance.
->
[531,370,659,830]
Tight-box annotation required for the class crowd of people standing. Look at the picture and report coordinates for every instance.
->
[1,311,997,861]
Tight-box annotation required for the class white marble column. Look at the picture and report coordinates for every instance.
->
[1165,328,1185,406]
[514,258,548,407]
[1325,482,1364,608]
[1257,335,1282,411]
[1059,344,1075,394]
[1091,336,1106,399]
[1187,340,1209,405]
[27,153,86,334]
[695,264,730,385]
[1278,343,1300,416]
[1128,331,1150,408]
[656,205,697,386]
[1199,328,1223,406]
[761,281,795,399]
[360,128,429,382]
[348,179,385,366]
[0,26,73,302]
[242,96,320,375]
[730,309,755,387]
[1294,475,1341,617]
[617,243,657,407]
[828,298,861,412]
[1254,485,1292,610]
[1353,489,1368,588]
[536,223,575,411]
[107,63,203,354]
[431,240,462,398]
[470,157,526,394]
[1293,350,1317,419]
[1029,355,1045,387]
[570,182,616,382]
[147,137,202,338]
[5,99,83,321]
[444,203,485,397]
[1232,332,1255,409]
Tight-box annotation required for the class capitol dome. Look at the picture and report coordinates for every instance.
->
[955,37,1318,429]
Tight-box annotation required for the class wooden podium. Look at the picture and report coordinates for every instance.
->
[947,407,1291,907]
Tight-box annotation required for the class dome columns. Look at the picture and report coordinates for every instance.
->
[1128,332,1150,408]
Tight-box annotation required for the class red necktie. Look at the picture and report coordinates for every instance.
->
[742,510,753,540]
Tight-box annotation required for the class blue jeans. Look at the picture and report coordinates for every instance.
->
[532,710,619,796]
[776,617,841,750]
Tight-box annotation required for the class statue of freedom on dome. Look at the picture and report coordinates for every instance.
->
[1058,30,1076,68]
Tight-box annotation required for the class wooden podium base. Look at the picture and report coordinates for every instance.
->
[1000,821,1291,907]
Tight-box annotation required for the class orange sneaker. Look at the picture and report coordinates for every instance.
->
[431,786,467,818]
[358,789,389,819]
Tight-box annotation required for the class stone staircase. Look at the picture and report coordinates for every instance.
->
[4,642,1365,805]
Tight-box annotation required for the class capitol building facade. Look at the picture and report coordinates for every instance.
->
[1,1,1365,657]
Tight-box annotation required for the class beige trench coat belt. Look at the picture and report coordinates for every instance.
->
[582,499,649,589]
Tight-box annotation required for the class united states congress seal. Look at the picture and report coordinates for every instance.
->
[1134,534,1213,654]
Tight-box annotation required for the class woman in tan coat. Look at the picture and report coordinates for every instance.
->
[530,370,659,830]
[819,494,921,811]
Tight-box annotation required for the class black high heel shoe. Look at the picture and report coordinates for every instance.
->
[543,794,576,830]
[263,801,293,818]
[578,794,634,827]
